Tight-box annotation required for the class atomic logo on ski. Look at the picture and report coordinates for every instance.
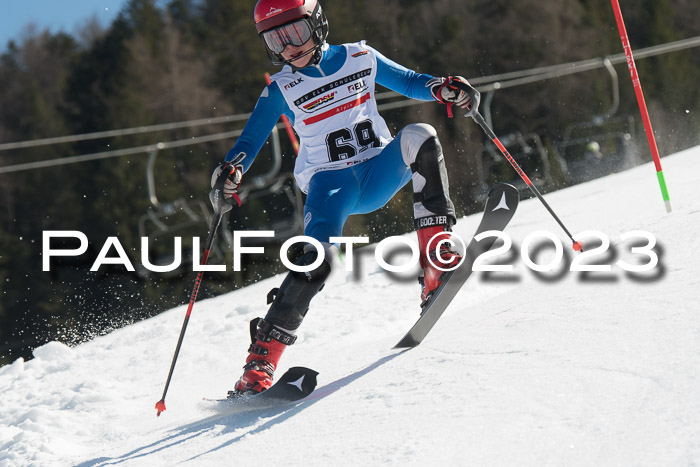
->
[492,191,511,211]
[287,375,306,392]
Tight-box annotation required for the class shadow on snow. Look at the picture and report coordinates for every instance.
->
[76,350,406,466]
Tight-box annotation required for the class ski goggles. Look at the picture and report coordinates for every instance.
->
[261,19,313,54]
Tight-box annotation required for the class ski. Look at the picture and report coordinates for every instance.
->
[394,182,520,348]
[204,366,318,409]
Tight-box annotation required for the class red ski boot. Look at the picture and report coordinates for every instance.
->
[231,318,296,395]
[416,225,462,307]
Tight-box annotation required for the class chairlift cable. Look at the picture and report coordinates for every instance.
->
[1,36,699,174]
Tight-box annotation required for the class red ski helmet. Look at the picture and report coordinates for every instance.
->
[254,0,328,67]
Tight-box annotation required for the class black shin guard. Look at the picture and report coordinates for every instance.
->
[410,136,456,224]
[264,250,331,331]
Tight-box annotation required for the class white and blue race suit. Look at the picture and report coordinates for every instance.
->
[225,41,437,245]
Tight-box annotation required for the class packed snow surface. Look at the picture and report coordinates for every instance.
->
[1,147,699,466]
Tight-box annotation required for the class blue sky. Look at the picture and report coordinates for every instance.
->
[1,1,131,51]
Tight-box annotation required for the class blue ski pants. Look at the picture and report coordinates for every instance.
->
[303,131,413,244]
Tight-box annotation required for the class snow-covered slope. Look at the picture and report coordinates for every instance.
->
[2,147,699,466]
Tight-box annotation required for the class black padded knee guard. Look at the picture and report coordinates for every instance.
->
[264,249,331,331]
[410,136,456,225]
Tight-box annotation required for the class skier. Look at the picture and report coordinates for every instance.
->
[211,0,479,395]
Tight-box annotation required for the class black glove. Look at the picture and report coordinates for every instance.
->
[427,76,480,118]
[210,152,245,206]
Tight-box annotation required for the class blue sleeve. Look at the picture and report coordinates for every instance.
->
[370,46,437,102]
[224,82,294,173]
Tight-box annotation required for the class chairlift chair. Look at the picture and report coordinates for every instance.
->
[136,150,225,278]
[557,58,640,183]
[472,91,559,203]
[226,125,305,245]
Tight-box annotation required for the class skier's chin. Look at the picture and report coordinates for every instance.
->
[284,47,314,68]
[290,54,313,68]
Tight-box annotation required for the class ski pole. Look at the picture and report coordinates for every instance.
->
[610,0,672,213]
[155,165,238,417]
[449,79,583,252]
